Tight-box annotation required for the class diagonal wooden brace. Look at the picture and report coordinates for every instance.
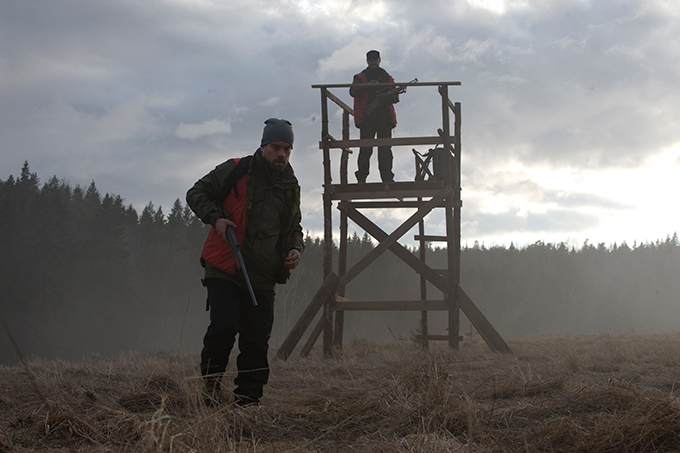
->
[336,190,448,289]
[275,271,339,361]
[346,207,513,354]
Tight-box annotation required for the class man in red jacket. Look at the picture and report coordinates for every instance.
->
[350,50,399,183]
[186,118,304,407]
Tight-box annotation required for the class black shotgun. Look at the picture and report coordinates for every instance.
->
[221,209,258,306]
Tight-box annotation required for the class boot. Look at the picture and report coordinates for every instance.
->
[234,394,260,407]
[203,375,222,407]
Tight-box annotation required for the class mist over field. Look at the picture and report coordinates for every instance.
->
[1,163,679,364]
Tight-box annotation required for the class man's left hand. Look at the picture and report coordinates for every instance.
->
[284,249,301,270]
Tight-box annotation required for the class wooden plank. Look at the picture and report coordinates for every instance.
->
[337,191,446,289]
[330,189,445,201]
[332,180,444,193]
[339,200,436,209]
[326,91,353,115]
[275,272,339,360]
[334,300,448,311]
[320,136,448,149]
[329,182,447,201]
[414,235,448,242]
[300,315,325,358]
[347,207,448,287]
[455,286,512,353]
[416,335,464,342]
[312,81,462,89]
[346,208,513,354]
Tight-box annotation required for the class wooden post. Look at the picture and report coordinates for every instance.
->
[301,316,325,358]
[440,84,459,349]
[340,111,350,185]
[454,101,462,318]
[321,88,334,357]
[334,111,351,350]
[418,203,428,350]
[335,207,347,349]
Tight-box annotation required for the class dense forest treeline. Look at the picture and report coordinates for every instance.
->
[1,162,679,363]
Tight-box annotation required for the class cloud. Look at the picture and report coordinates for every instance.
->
[260,97,281,108]
[317,35,388,79]
[465,207,602,239]
[31,95,177,149]
[467,0,506,14]
[175,119,232,140]
[2,0,680,248]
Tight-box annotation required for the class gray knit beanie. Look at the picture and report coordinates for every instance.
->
[260,118,294,147]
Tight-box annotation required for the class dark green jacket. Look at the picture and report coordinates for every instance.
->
[186,150,304,290]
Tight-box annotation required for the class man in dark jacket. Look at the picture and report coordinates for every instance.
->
[350,50,399,183]
[186,118,304,407]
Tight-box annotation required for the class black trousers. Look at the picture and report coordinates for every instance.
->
[200,278,274,401]
[357,120,394,183]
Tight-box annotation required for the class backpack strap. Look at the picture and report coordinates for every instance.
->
[219,155,252,202]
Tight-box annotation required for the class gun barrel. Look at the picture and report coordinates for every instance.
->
[221,210,258,306]
[226,226,258,306]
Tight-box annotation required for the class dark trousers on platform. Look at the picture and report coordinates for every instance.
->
[200,278,274,402]
[356,120,394,183]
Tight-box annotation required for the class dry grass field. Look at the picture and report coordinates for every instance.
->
[2,333,680,452]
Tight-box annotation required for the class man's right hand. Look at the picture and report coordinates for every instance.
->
[214,217,237,243]
[377,92,393,104]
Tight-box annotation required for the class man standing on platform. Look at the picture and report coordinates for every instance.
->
[350,50,399,183]
[186,118,304,407]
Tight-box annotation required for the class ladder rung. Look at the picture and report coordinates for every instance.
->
[416,335,464,342]
[414,235,448,242]
[334,299,449,311]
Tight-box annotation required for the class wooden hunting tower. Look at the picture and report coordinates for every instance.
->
[276,81,511,359]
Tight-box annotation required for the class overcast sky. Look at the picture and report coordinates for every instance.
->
[2,0,679,248]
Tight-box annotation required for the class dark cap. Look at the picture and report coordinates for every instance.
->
[366,50,380,60]
[260,118,294,147]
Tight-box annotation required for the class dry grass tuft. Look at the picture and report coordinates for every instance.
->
[2,333,680,451]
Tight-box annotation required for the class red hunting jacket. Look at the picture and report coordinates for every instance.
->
[351,71,397,128]
[200,158,249,274]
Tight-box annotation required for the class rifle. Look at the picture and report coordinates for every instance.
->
[220,209,258,306]
[363,78,418,120]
